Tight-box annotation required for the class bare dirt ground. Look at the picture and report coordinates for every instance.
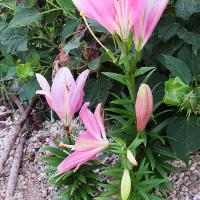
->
[0,103,200,200]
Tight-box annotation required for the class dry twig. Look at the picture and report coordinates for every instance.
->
[0,97,38,176]
[5,136,26,199]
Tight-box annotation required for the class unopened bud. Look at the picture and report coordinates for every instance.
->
[127,150,138,166]
[121,169,131,200]
[135,84,153,133]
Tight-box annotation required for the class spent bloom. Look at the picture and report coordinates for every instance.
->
[135,84,153,133]
[36,67,89,127]
[72,0,145,40]
[133,0,169,49]
[57,103,109,174]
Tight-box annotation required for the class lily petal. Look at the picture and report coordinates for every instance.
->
[94,104,107,140]
[74,131,109,151]
[58,148,102,174]
[36,73,50,94]
[71,69,90,115]
[79,103,102,140]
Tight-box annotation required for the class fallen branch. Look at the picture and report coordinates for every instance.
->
[11,95,24,113]
[5,135,26,199]
[0,97,38,176]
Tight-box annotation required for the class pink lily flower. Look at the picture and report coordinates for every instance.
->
[57,103,109,174]
[135,84,153,133]
[72,0,146,40]
[133,0,169,49]
[36,67,89,127]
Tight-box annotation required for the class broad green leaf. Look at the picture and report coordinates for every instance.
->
[88,58,100,71]
[19,77,39,100]
[160,55,192,83]
[9,8,41,27]
[88,19,107,33]
[167,116,200,162]
[61,19,80,42]
[178,45,200,81]
[0,27,28,54]
[158,18,181,41]
[102,72,126,85]
[56,0,75,13]
[177,29,200,54]
[84,75,112,107]
[0,56,16,74]
[64,39,81,54]
[175,0,200,20]
[3,67,17,81]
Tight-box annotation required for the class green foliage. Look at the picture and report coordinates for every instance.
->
[84,75,112,107]
[0,27,28,54]
[41,144,102,200]
[1,1,200,199]
[55,0,76,14]
[163,77,190,106]
[8,8,41,27]
[160,55,192,83]
[167,116,200,162]
[175,0,200,20]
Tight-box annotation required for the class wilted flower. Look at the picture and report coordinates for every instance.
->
[135,84,153,133]
[36,67,89,127]
[133,0,169,49]
[72,0,145,40]
[57,103,109,174]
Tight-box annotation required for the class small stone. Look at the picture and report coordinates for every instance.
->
[190,175,198,181]
[41,189,48,197]
[190,166,196,171]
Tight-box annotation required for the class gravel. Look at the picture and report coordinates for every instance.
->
[0,104,200,200]
[0,105,63,200]
[168,153,200,200]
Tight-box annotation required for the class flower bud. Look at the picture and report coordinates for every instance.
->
[135,84,153,133]
[127,150,138,166]
[163,77,190,106]
[121,169,131,200]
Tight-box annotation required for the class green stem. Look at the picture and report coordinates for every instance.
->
[41,8,62,15]
[124,49,141,102]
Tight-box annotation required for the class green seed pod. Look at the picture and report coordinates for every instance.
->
[121,169,131,200]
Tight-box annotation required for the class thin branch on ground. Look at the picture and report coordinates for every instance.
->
[5,135,26,199]
[0,97,39,176]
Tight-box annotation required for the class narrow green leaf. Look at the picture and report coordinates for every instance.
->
[135,67,156,77]
[102,72,127,85]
